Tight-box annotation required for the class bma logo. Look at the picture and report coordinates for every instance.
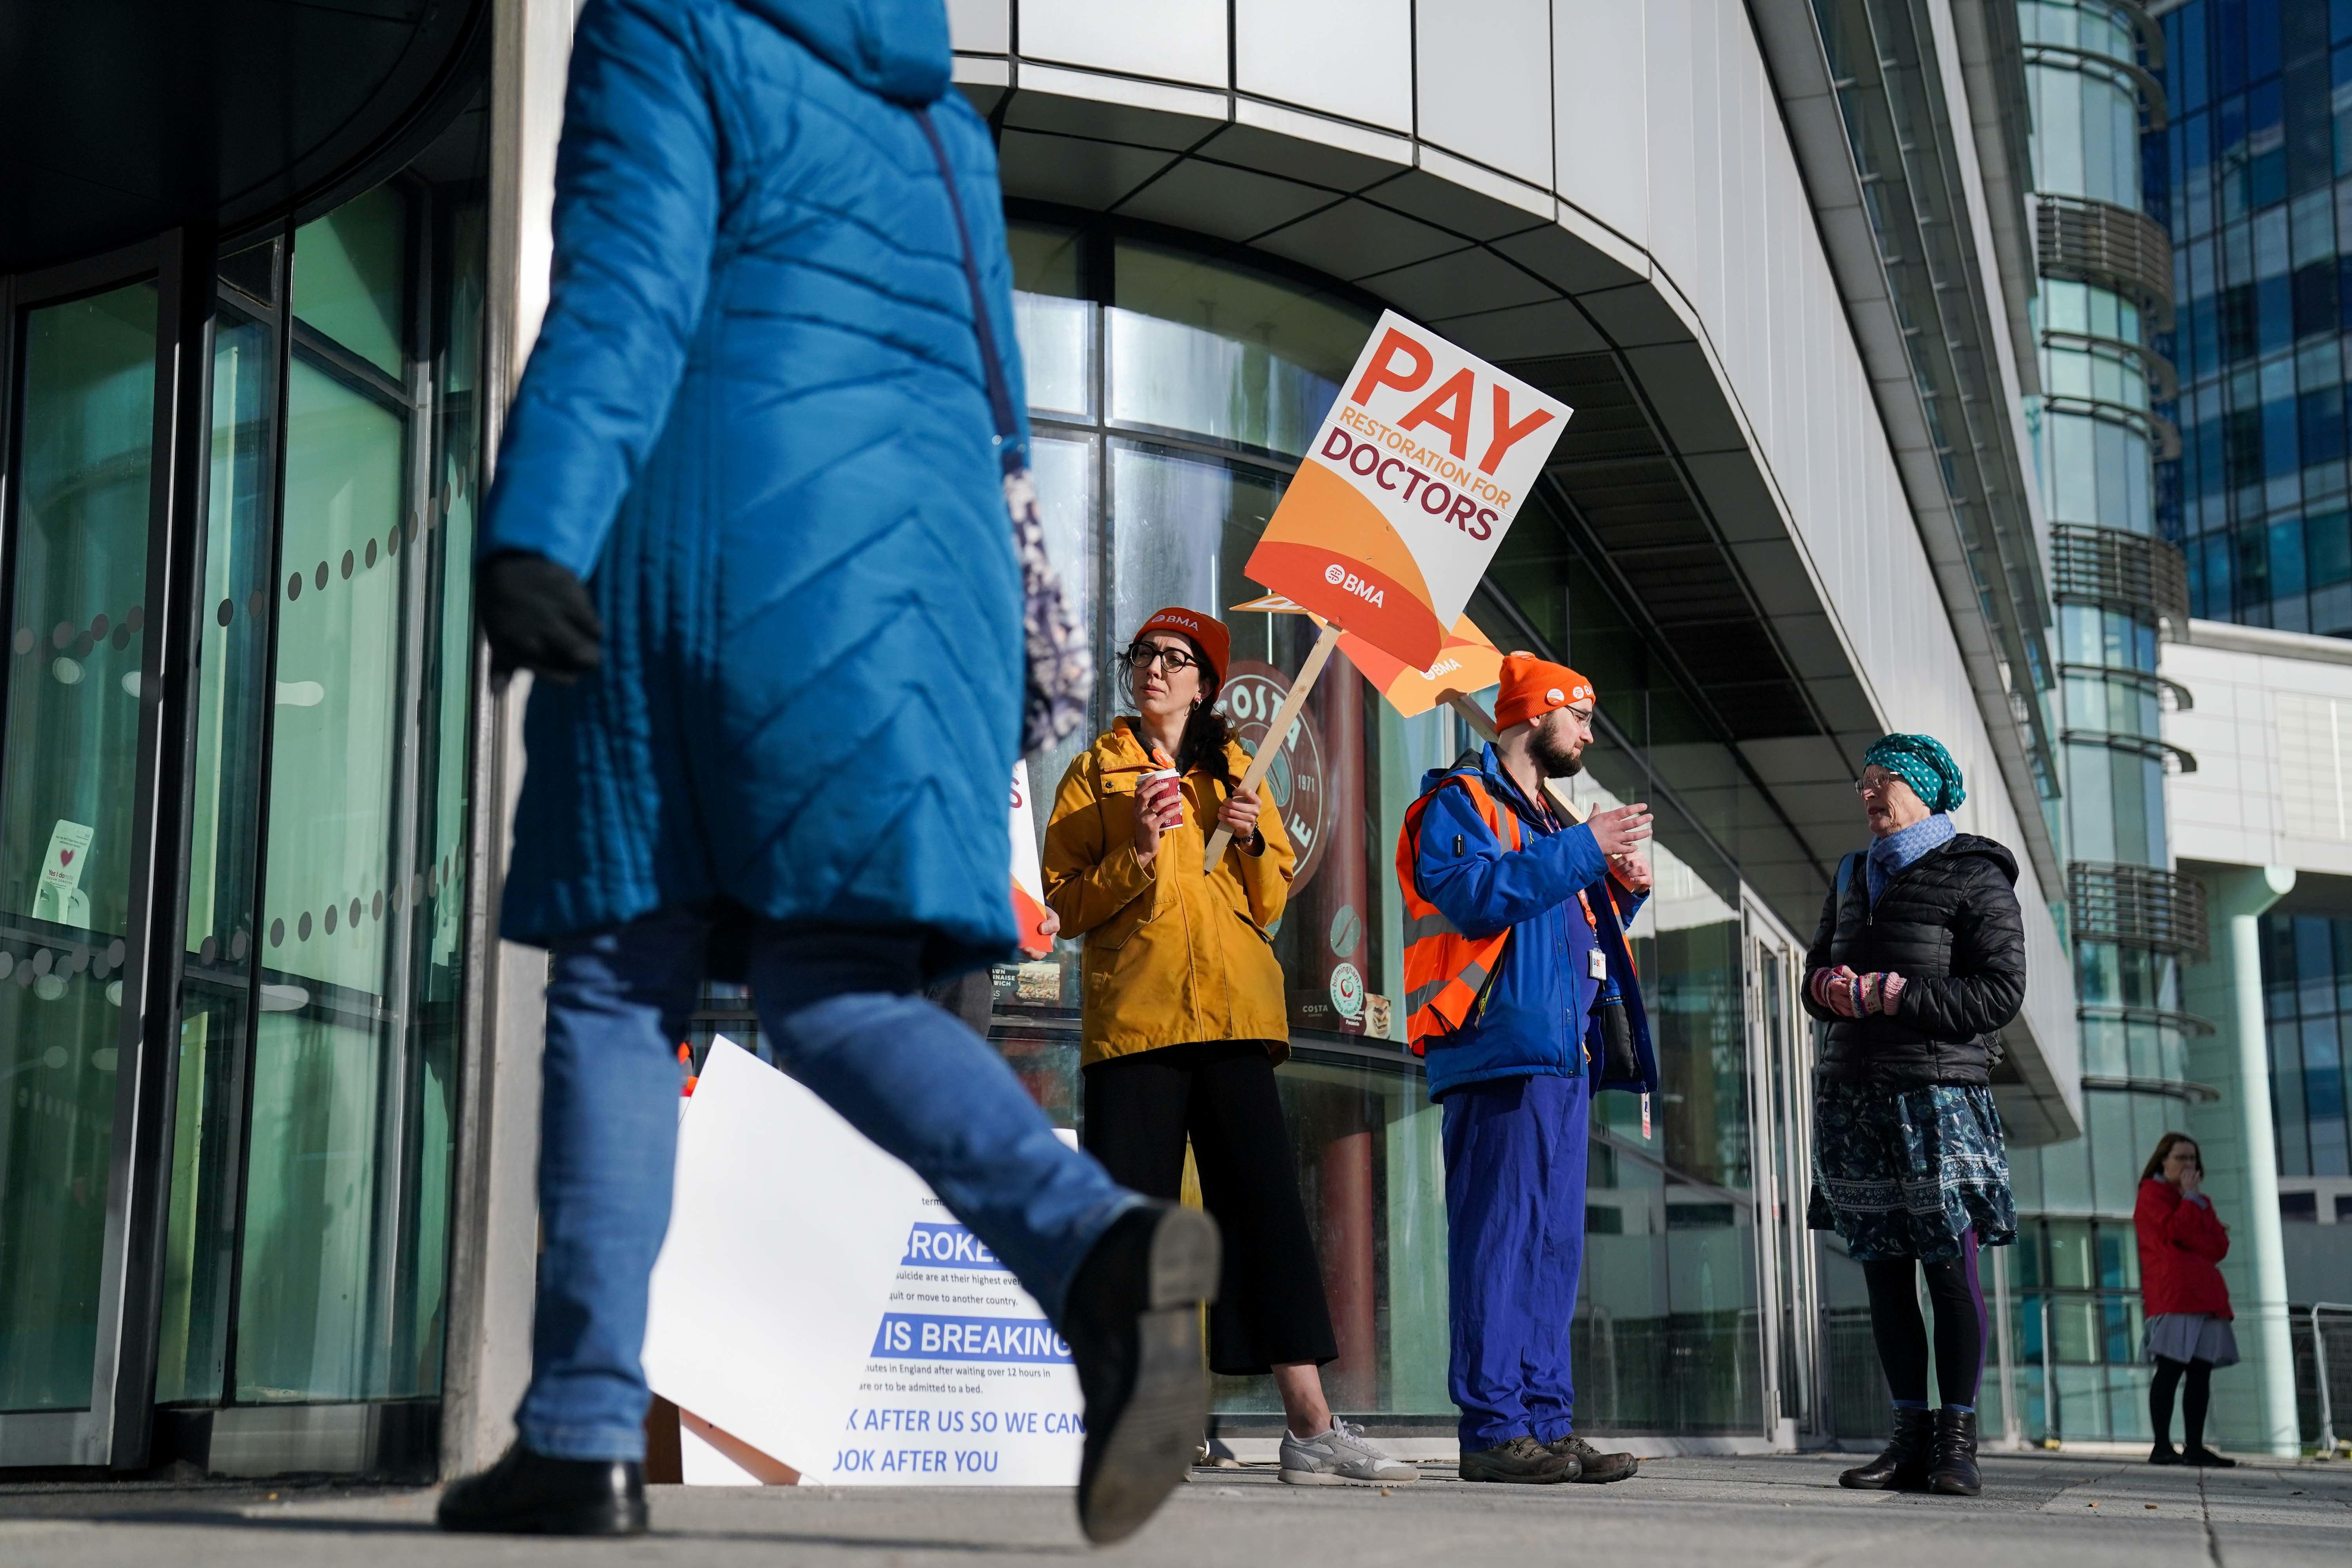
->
[1321,562,1385,607]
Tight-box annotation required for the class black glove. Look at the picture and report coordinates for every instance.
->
[476,550,603,684]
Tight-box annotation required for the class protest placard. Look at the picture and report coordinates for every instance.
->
[1008,759,1052,956]
[1205,314,1571,864]
[1227,591,1505,721]
[1242,310,1570,671]
[642,1039,1085,1487]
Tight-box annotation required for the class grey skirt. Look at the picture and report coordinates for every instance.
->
[2145,1312,2239,1367]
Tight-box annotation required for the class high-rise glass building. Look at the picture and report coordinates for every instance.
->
[2144,0,2352,1449]
[2148,0,2352,630]
[2004,0,2209,1444]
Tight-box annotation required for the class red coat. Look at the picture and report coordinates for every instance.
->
[2135,1178,2232,1318]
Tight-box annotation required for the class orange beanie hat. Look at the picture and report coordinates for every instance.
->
[1492,653,1594,731]
[1133,606,1232,686]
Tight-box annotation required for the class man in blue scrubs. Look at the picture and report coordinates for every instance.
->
[1401,655,1659,1483]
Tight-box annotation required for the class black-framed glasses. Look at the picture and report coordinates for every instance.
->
[1120,641,1198,675]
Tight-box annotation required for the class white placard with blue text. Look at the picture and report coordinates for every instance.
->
[642,1037,1084,1485]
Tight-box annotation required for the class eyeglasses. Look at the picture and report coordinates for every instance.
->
[1559,704,1595,727]
[1120,642,1198,675]
[1853,771,1895,797]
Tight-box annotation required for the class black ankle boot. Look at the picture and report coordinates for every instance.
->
[437,1442,646,1535]
[1838,1406,1933,1490]
[1058,1201,1220,1545]
[1927,1407,1980,1495]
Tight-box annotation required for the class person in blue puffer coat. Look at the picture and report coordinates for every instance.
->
[438,0,1214,1544]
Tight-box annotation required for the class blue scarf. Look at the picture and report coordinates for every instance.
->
[1867,812,1956,904]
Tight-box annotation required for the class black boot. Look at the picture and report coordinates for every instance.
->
[1838,1406,1933,1490]
[1058,1201,1220,1545]
[1927,1407,1980,1496]
[436,1442,646,1535]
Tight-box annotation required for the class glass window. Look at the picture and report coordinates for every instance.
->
[292,185,407,378]
[0,281,157,1412]
[1010,222,1093,420]
[1108,240,1373,457]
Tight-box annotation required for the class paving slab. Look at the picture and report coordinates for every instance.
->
[2,1452,2348,1566]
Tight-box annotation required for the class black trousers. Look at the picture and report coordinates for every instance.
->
[2151,1356,2214,1451]
[1082,1040,1338,1376]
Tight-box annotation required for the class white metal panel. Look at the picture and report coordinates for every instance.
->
[1415,0,1553,189]
[1550,0,1648,248]
[946,0,1008,53]
[1640,0,1700,318]
[1234,0,1413,132]
[1017,0,1228,89]
[2165,627,2352,878]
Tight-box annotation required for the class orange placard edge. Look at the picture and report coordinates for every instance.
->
[680,1406,801,1485]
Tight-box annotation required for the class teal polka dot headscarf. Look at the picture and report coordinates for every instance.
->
[1863,733,1965,813]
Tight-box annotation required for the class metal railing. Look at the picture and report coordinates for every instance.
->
[2069,861,2211,960]
[2313,1303,2352,1456]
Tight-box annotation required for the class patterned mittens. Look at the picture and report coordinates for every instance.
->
[1809,965,1907,1019]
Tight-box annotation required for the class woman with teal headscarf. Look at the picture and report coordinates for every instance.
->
[1803,733,2023,1501]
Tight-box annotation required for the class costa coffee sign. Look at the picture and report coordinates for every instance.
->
[1214,661,1327,890]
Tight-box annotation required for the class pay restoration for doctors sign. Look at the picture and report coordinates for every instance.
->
[1243,311,1573,671]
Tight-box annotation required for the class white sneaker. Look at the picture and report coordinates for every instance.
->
[1278,1418,1420,1485]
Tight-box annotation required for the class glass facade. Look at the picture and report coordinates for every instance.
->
[2005,0,2194,1444]
[2259,912,2352,1178]
[0,138,485,1430]
[2149,0,2352,631]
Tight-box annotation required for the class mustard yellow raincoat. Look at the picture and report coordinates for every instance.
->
[1042,719,1295,1066]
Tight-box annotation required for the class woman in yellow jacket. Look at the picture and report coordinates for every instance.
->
[1044,608,1415,1487]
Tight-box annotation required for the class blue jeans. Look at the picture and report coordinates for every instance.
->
[1441,1071,1590,1450]
[515,909,1136,1461]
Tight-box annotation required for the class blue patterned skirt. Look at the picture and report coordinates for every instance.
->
[1808,1083,2016,1262]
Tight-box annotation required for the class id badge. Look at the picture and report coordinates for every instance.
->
[1588,947,1607,981]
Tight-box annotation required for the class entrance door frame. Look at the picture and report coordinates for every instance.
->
[0,225,219,1469]
[1742,893,1820,1447]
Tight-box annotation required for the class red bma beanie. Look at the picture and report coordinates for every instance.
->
[1133,606,1232,686]
[1492,652,1594,731]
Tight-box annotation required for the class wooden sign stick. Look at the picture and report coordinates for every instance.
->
[1204,621,1346,868]
[1441,690,1588,826]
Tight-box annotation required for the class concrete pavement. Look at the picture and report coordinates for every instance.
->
[3,1451,2349,1566]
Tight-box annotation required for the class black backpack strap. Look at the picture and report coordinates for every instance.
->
[916,107,1020,475]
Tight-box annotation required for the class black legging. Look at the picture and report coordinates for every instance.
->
[1862,1231,1985,1408]
[2151,1356,2214,1451]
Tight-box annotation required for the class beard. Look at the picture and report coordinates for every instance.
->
[1534,733,1586,779]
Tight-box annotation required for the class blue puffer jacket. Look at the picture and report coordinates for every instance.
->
[481,0,1030,967]
[1407,748,1657,1100]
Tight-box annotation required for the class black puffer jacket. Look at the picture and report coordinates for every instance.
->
[1802,833,2025,1088]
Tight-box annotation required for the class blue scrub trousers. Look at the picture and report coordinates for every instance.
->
[515,907,1136,1461]
[1441,1070,1591,1450]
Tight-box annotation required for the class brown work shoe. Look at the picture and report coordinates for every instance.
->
[1546,1433,1638,1483]
[1459,1434,1579,1483]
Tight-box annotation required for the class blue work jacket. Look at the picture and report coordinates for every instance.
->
[1408,748,1658,1101]
[481,0,1029,967]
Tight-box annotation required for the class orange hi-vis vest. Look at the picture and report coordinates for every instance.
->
[1397,774,1523,1055]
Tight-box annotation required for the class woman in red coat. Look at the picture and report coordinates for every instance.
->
[2134,1133,2238,1467]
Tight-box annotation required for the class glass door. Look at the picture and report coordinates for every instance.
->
[0,266,171,1466]
[1746,911,1821,1443]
